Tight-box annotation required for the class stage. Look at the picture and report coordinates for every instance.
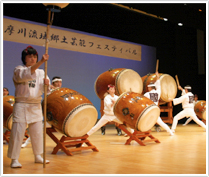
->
[3,123,206,175]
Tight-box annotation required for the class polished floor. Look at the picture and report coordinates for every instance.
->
[2,123,207,175]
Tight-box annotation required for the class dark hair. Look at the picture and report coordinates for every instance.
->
[21,46,38,65]
[194,94,198,98]
[107,84,115,90]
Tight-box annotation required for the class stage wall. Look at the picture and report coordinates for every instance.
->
[3,16,156,118]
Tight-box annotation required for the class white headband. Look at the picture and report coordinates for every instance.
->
[148,84,155,87]
[184,86,191,89]
[52,78,62,83]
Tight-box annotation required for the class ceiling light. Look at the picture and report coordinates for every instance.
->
[178,23,183,26]
[163,18,168,21]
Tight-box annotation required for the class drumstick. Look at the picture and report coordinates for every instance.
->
[155,59,159,73]
[175,75,180,87]
[43,8,51,168]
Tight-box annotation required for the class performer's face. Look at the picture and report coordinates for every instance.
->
[25,54,38,67]
[108,87,115,95]
[3,89,9,96]
[53,81,62,88]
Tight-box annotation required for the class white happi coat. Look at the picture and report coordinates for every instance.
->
[13,65,50,123]
[144,79,161,105]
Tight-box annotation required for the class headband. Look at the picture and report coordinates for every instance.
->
[25,46,38,55]
[108,84,115,88]
[184,86,191,89]
[147,83,155,87]
[52,78,62,83]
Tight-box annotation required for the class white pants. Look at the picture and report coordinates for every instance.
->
[7,121,43,159]
[87,114,134,136]
[171,108,206,130]
[156,117,173,134]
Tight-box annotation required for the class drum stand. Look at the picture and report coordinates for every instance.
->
[118,125,160,146]
[46,127,99,156]
[3,129,29,144]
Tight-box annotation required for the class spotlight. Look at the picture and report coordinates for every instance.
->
[163,18,168,21]
[178,23,183,26]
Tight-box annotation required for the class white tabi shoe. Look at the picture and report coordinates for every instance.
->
[35,155,50,164]
[11,159,22,168]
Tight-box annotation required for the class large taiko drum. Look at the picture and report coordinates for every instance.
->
[113,91,160,132]
[95,68,143,99]
[45,88,98,137]
[194,100,206,120]
[3,95,15,130]
[142,73,177,105]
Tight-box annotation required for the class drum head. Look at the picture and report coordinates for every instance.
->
[160,74,177,103]
[116,69,143,94]
[136,105,160,132]
[63,104,98,137]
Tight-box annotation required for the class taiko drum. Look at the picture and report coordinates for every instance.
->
[3,95,15,130]
[44,88,98,137]
[142,73,177,105]
[95,68,143,100]
[113,92,160,132]
[194,100,206,120]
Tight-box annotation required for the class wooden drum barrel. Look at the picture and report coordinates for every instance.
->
[45,88,98,137]
[142,73,177,105]
[3,95,15,130]
[194,100,206,120]
[113,92,160,132]
[95,68,143,99]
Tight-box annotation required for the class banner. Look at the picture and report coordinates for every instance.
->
[4,18,141,61]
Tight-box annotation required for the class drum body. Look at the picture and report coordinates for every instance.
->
[45,88,98,137]
[142,73,177,105]
[113,92,160,132]
[194,100,206,120]
[3,95,15,130]
[95,68,143,99]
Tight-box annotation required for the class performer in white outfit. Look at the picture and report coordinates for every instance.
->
[21,76,62,148]
[170,85,206,132]
[7,46,50,168]
[183,94,199,126]
[86,84,134,136]
[144,72,174,136]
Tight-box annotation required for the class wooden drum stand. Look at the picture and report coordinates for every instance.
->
[46,127,99,156]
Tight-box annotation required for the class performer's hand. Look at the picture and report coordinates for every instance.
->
[178,86,183,90]
[155,71,159,79]
[41,54,49,62]
[50,85,55,90]
[44,78,50,86]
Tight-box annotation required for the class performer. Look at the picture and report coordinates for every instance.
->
[7,46,50,168]
[3,87,9,96]
[144,72,174,136]
[21,76,63,148]
[101,125,122,136]
[51,76,62,89]
[183,94,199,126]
[86,84,134,137]
[170,85,206,132]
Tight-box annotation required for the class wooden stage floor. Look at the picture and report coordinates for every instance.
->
[2,124,207,175]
